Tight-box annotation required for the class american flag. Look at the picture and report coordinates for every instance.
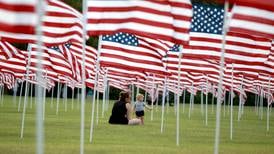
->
[29,43,74,82]
[182,4,272,83]
[56,43,82,82]
[264,40,274,76]
[0,0,84,45]
[0,72,16,89]
[182,4,224,61]
[100,32,168,75]
[0,41,24,59]
[0,44,27,78]
[0,0,37,40]
[226,0,274,11]
[229,4,274,39]
[87,0,192,44]
[183,4,271,64]
[52,43,99,88]
[163,43,222,91]
[68,42,97,78]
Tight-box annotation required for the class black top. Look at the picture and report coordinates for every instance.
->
[108,101,129,125]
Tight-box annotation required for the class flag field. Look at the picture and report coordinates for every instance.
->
[0,95,274,154]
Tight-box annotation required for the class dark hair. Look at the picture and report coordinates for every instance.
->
[119,91,130,102]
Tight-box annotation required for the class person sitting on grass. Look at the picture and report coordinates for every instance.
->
[109,91,141,125]
[134,93,152,125]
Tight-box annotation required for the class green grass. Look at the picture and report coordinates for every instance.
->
[0,95,274,154]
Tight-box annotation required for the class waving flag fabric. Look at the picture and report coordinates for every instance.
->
[0,0,84,45]
[67,42,97,77]
[0,41,23,59]
[229,4,274,39]
[29,44,74,81]
[0,0,37,40]
[100,32,168,75]
[226,0,274,11]
[0,51,27,78]
[87,0,192,44]
[0,72,16,89]
[183,4,271,64]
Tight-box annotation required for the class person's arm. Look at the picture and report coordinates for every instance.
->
[144,102,152,110]
[126,103,132,120]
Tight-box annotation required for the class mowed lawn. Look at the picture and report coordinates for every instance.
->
[0,95,274,154]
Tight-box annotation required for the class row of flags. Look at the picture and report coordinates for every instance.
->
[0,0,273,104]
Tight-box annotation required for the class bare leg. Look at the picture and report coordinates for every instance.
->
[141,116,144,125]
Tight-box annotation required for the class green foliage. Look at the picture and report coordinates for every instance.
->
[63,0,82,12]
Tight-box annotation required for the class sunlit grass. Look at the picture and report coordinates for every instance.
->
[0,95,273,154]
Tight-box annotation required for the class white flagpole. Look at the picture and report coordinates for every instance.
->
[77,88,80,110]
[30,83,33,109]
[230,63,234,140]
[214,1,229,153]
[89,35,102,143]
[176,47,183,146]
[174,92,177,115]
[160,77,167,133]
[106,81,110,111]
[131,84,135,103]
[50,86,54,108]
[18,81,24,112]
[96,89,99,125]
[223,90,226,117]
[257,93,260,116]
[191,91,195,111]
[260,90,264,120]
[0,85,3,105]
[64,83,68,112]
[62,84,65,106]
[136,86,140,96]
[81,0,87,153]
[43,87,46,121]
[238,76,244,121]
[156,88,159,112]
[35,0,46,153]
[183,89,186,113]
[188,89,192,119]
[267,76,271,132]
[212,91,215,113]
[42,70,48,121]
[20,44,32,138]
[227,89,230,115]
[205,75,209,126]
[56,82,60,115]
[255,94,258,115]
[166,90,169,114]
[20,44,32,139]
[13,79,18,106]
[151,74,155,121]
[144,90,147,103]
[241,97,244,116]
[1,86,5,106]
[71,87,74,110]
[201,87,204,116]
[102,70,108,117]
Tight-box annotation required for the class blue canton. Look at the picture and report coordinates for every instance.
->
[191,4,224,34]
[64,42,71,49]
[169,44,180,52]
[102,32,139,46]
[50,46,61,52]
